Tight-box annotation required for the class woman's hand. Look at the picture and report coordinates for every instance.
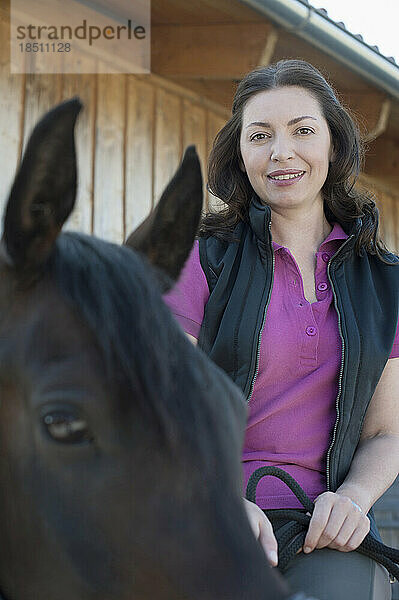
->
[302,491,370,554]
[243,498,278,566]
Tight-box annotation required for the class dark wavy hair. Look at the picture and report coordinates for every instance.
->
[199,59,392,261]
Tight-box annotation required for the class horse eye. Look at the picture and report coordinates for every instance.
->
[42,411,93,444]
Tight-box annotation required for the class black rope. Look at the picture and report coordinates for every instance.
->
[245,466,399,581]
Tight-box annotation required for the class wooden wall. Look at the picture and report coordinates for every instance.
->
[1,10,398,252]
[0,12,228,243]
[359,174,399,254]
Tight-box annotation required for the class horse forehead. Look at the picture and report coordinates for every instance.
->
[0,281,114,424]
[1,275,103,374]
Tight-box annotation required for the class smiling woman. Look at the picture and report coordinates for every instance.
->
[239,87,333,220]
[202,60,391,261]
[163,59,399,599]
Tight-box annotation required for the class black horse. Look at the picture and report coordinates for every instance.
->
[0,98,301,600]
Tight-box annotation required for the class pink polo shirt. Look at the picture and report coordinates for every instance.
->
[163,224,399,509]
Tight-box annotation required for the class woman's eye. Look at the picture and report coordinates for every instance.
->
[42,411,94,444]
[250,133,268,141]
[297,127,313,135]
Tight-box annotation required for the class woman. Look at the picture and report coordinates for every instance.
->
[163,59,399,599]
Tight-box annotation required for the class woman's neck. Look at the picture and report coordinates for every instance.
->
[270,205,332,256]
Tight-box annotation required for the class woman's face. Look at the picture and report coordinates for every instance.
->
[239,86,334,212]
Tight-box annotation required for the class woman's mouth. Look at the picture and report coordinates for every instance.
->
[267,171,305,186]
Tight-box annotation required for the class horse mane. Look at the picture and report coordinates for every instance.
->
[48,232,245,467]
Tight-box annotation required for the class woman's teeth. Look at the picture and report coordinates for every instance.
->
[269,172,304,180]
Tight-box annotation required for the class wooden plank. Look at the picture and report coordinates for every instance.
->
[124,76,154,237]
[61,55,97,235]
[153,87,181,206]
[169,78,235,114]
[358,174,399,249]
[341,91,388,141]
[379,192,396,253]
[362,179,399,254]
[152,23,272,80]
[365,136,399,185]
[93,72,125,242]
[0,12,24,225]
[182,99,207,208]
[206,111,227,213]
[257,27,279,66]
[135,72,230,119]
[151,0,260,25]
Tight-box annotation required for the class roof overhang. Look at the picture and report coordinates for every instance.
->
[239,0,399,100]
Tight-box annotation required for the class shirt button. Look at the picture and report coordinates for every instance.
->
[317,282,328,292]
[306,326,317,336]
[322,253,330,263]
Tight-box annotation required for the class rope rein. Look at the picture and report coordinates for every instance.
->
[245,466,399,581]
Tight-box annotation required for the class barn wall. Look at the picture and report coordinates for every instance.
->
[0,12,228,243]
[1,11,398,252]
[358,173,399,254]
[378,190,399,254]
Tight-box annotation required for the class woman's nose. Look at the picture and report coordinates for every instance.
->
[270,137,294,162]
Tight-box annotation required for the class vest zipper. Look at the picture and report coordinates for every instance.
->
[325,233,354,491]
[246,220,275,403]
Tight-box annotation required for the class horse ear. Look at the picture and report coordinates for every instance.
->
[125,146,203,288]
[2,97,82,271]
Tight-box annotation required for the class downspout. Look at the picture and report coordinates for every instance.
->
[239,0,399,100]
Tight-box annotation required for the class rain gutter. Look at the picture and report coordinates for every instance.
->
[239,0,399,100]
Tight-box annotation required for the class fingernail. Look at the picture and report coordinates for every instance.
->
[303,546,311,553]
[268,551,278,565]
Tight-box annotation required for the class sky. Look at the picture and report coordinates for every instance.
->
[312,0,399,63]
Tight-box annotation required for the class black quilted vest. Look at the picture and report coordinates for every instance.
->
[198,194,399,540]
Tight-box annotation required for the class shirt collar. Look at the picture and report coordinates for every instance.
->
[249,192,360,253]
[272,221,348,253]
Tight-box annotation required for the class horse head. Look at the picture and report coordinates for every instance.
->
[0,99,290,600]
